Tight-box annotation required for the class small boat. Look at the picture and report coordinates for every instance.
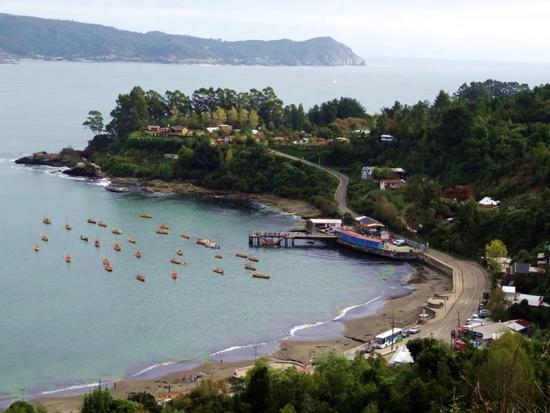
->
[244,263,257,271]
[205,241,220,249]
[87,218,97,224]
[156,229,169,235]
[176,248,183,256]
[104,265,113,272]
[135,274,146,282]
[65,254,72,263]
[213,267,224,275]
[65,223,72,231]
[127,236,136,244]
[80,234,89,242]
[170,258,181,265]
[102,258,110,266]
[98,221,107,228]
[113,243,122,252]
[253,272,271,280]
[179,232,190,239]
[215,254,223,259]
[248,256,259,262]
[43,217,51,225]
[159,224,169,230]
[196,238,207,245]
[112,228,122,235]
[95,239,101,248]
[139,213,152,219]
[41,234,49,242]
[235,252,248,259]
[170,270,178,280]
[135,250,142,258]
[33,244,40,252]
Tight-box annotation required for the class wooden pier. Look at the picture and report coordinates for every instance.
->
[248,230,337,247]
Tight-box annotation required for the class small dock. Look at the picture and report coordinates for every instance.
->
[248,230,337,247]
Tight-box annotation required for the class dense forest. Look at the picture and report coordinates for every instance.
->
[8,334,550,413]
[0,14,365,66]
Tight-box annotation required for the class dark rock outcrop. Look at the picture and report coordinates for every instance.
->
[63,162,103,178]
[15,148,103,178]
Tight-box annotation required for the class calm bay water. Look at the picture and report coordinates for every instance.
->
[1,58,548,399]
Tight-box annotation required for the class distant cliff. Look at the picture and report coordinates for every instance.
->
[0,14,365,66]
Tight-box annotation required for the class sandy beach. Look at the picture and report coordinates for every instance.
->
[29,264,449,412]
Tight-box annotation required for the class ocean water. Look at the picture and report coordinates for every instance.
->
[0,58,548,400]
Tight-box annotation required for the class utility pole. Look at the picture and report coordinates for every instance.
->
[390,310,395,351]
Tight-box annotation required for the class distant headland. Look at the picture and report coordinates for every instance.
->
[0,13,365,66]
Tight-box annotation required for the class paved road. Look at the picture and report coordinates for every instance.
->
[270,149,357,217]
[271,148,489,345]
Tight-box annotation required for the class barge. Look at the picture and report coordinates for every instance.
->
[337,228,418,261]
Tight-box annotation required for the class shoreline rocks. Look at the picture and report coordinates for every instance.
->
[15,148,103,178]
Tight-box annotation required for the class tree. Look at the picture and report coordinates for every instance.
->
[487,287,507,321]
[238,108,249,128]
[107,86,148,137]
[244,359,273,412]
[82,387,114,413]
[227,107,239,125]
[5,401,36,413]
[127,392,161,413]
[83,110,104,135]
[249,110,260,129]
[485,239,508,274]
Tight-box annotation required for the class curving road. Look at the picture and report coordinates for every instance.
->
[271,148,489,343]
[270,149,357,217]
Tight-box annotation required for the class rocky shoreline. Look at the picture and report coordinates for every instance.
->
[15,150,321,218]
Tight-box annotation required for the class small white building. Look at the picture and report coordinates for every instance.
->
[502,285,516,302]
[380,134,395,142]
[205,127,220,134]
[305,218,342,233]
[479,196,500,208]
[513,293,549,308]
[389,345,414,365]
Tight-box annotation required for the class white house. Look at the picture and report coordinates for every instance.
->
[205,127,220,134]
[380,134,395,142]
[479,197,500,207]
[502,285,516,302]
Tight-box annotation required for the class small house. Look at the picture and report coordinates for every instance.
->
[380,134,395,142]
[501,285,516,302]
[380,179,406,190]
[479,196,500,208]
[513,294,549,308]
[205,127,220,134]
[217,124,233,133]
[169,125,188,135]
[305,218,342,233]
[355,216,385,232]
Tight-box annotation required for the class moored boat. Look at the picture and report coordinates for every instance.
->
[95,239,101,248]
[102,258,110,267]
[215,254,223,259]
[104,265,113,272]
[196,238,208,245]
[235,252,248,259]
[33,244,40,252]
[65,254,72,263]
[205,241,220,249]
[159,224,169,230]
[65,223,72,231]
[87,218,97,224]
[179,232,190,239]
[244,263,257,271]
[176,248,183,256]
[156,228,169,235]
[135,250,142,258]
[113,243,122,252]
[139,213,152,219]
[98,221,107,228]
[213,267,224,275]
[260,239,279,247]
[170,258,181,265]
[127,236,136,244]
[170,270,178,280]
[135,274,146,282]
[112,228,122,235]
[41,234,49,241]
[80,234,89,242]
[43,216,51,225]
[248,256,259,262]
[252,272,271,279]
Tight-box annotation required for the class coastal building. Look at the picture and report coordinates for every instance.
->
[502,285,516,302]
[169,125,188,135]
[361,166,407,181]
[513,293,549,308]
[354,128,371,135]
[205,126,220,134]
[354,216,385,232]
[380,179,406,190]
[305,218,342,233]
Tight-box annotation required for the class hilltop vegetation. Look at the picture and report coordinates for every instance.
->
[0,14,365,66]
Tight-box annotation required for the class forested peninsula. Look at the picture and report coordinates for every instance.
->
[17,80,550,262]
[0,14,365,66]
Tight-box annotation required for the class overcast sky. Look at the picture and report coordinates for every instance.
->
[1,0,549,63]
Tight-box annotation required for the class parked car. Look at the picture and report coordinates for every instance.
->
[408,325,421,334]
[392,239,406,246]
[479,309,489,318]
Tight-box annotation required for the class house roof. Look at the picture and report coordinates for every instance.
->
[515,293,548,307]
[355,216,384,227]
[469,322,509,340]
[503,319,531,332]
[389,346,414,365]
[308,219,342,225]
[381,179,406,185]
[479,196,500,206]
